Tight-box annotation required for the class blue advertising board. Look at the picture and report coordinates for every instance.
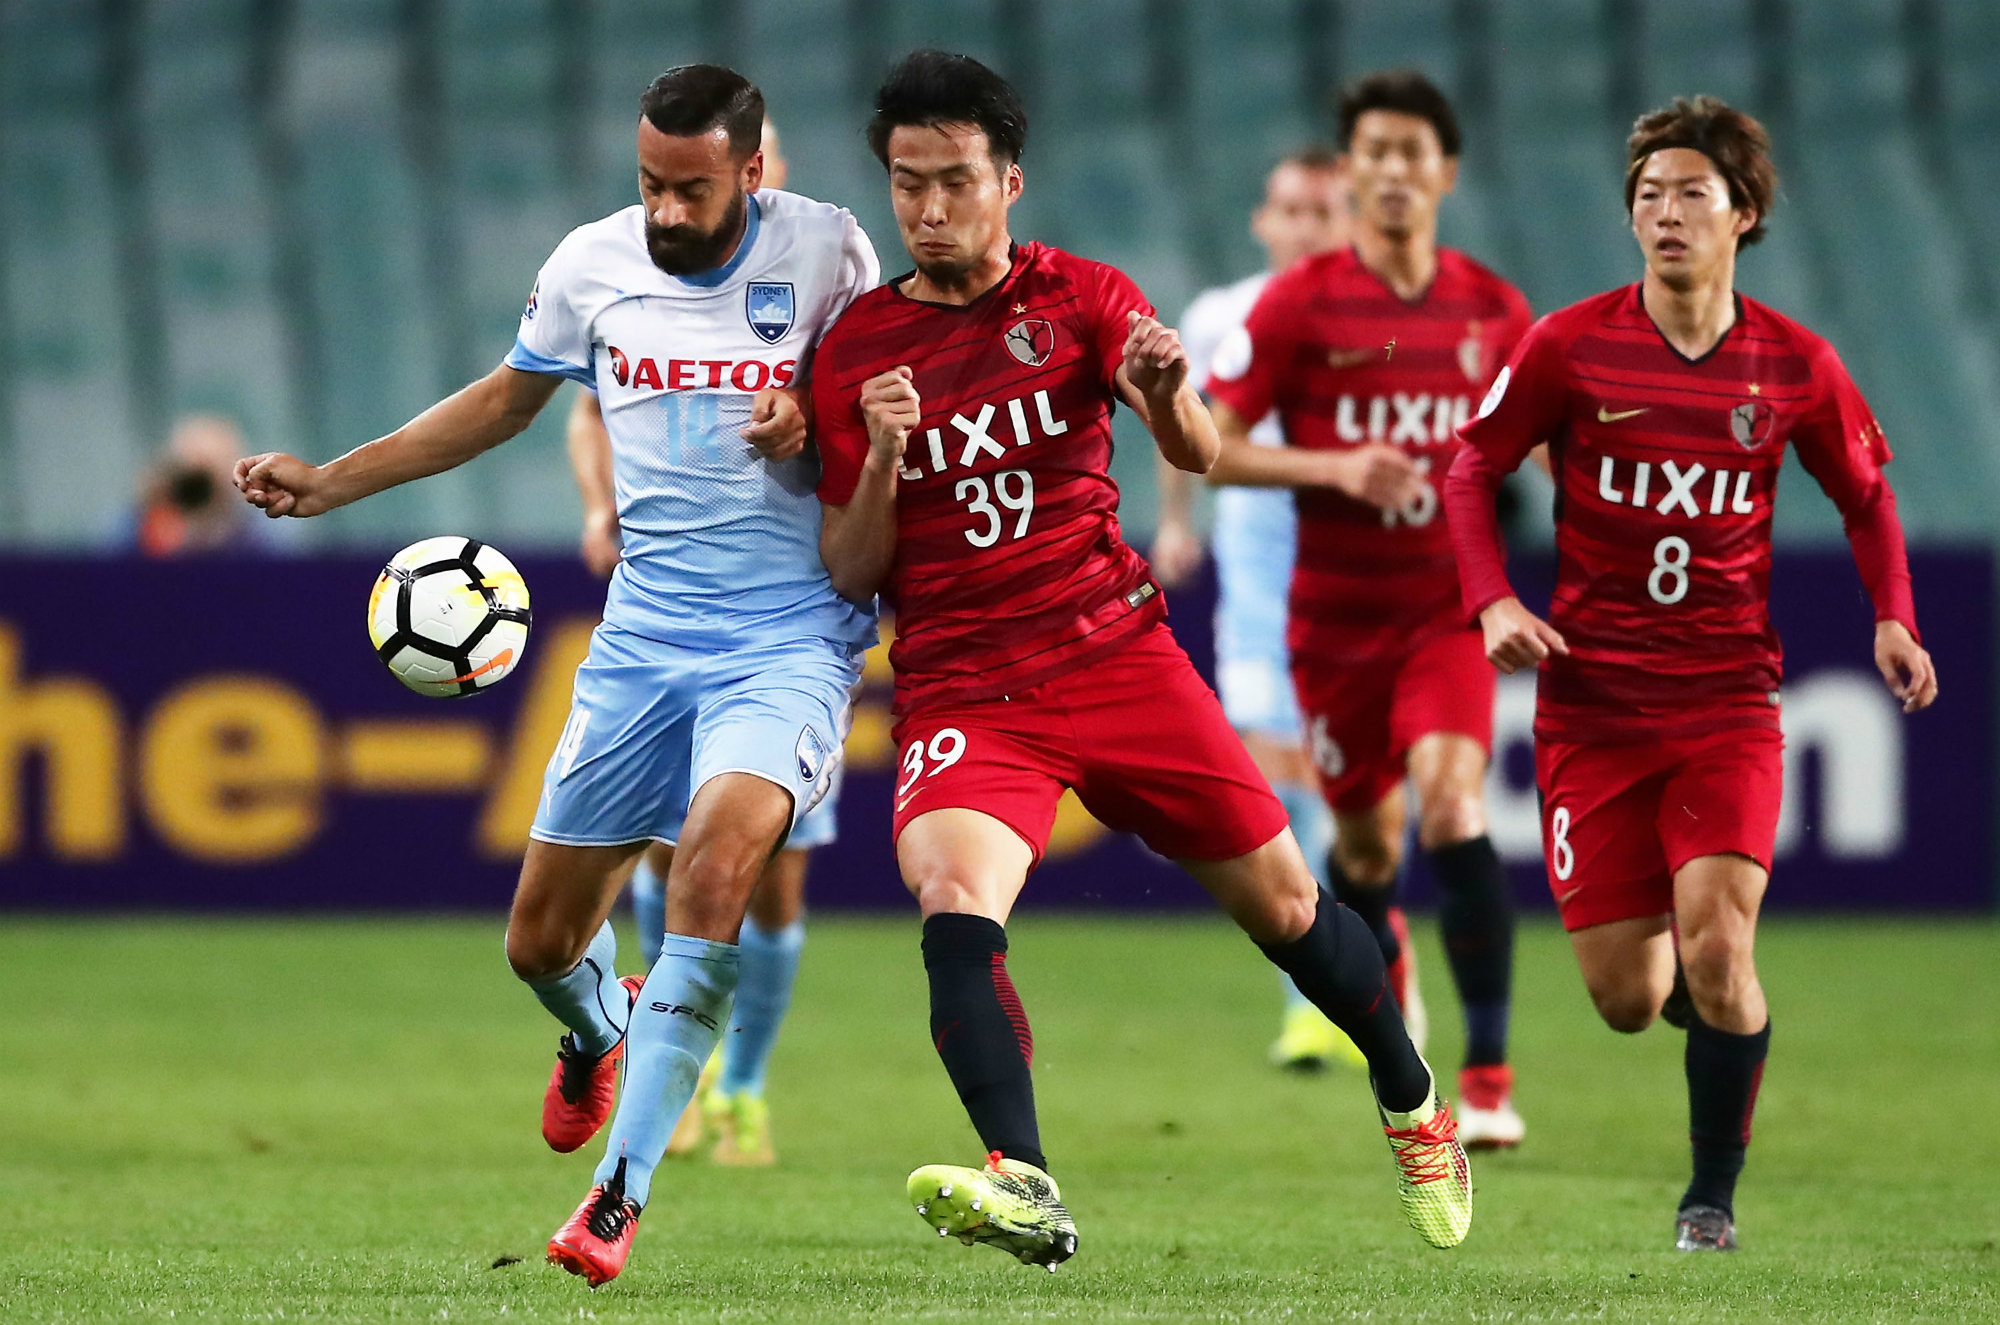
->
[0,550,1990,911]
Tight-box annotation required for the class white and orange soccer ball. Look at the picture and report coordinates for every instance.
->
[366,537,531,697]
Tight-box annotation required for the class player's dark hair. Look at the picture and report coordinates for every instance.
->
[1278,144,1342,173]
[867,50,1028,168]
[1337,69,1461,157]
[1625,96,1776,248]
[639,64,764,159]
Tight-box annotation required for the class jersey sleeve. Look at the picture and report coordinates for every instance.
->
[1080,261,1155,389]
[1204,270,1303,430]
[829,212,882,323]
[1445,315,1572,618]
[1789,339,1919,637]
[504,238,596,386]
[812,328,872,507]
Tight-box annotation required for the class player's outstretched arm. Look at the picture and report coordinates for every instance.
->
[1204,397,1425,508]
[820,367,917,603]
[565,389,622,578]
[1875,621,1938,712]
[1118,313,1219,474]
[236,364,562,518]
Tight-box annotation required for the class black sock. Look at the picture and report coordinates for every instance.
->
[1681,1013,1770,1216]
[1328,855,1401,968]
[922,913,1047,1173]
[1427,835,1514,1067]
[1257,890,1432,1112]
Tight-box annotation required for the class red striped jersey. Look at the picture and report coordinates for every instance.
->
[814,242,1160,713]
[1447,285,1918,743]
[1205,246,1531,666]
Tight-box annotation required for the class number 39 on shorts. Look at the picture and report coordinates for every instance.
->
[898,727,968,796]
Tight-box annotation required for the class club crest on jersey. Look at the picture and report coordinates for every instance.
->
[523,280,540,321]
[1457,321,1485,382]
[1730,400,1776,449]
[795,724,830,783]
[747,282,795,344]
[1004,318,1055,367]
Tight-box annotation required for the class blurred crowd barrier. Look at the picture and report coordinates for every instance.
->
[3,1,2000,549]
[0,550,1989,911]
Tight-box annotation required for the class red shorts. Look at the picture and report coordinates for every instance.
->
[889,624,1290,867]
[1536,725,1785,931]
[1293,629,1496,813]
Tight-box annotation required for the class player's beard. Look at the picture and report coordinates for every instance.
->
[646,188,747,275]
[911,248,983,293]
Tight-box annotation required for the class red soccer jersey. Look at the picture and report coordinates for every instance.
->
[1447,285,1918,743]
[1206,246,1531,666]
[815,242,1161,713]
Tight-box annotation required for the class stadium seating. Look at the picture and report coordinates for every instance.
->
[0,0,1994,546]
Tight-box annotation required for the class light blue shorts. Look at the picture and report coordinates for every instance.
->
[786,766,842,850]
[1211,486,1302,741]
[531,625,860,849]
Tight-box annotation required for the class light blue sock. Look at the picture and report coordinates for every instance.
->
[593,934,738,1207]
[718,916,804,1097]
[1275,778,1335,1013]
[524,920,626,1056]
[630,858,667,969]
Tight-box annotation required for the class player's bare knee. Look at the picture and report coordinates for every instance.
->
[1333,834,1399,887]
[1414,790,1483,851]
[1591,986,1659,1034]
[505,924,583,984]
[1681,929,1756,1007]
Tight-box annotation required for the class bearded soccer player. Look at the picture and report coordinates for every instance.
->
[814,50,1471,1269]
[1446,96,1937,1252]
[1206,70,1532,1148]
[564,117,829,1169]
[239,67,880,1285]
[1150,148,1356,1072]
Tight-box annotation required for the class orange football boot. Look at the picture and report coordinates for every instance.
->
[541,973,646,1153]
[547,1158,642,1285]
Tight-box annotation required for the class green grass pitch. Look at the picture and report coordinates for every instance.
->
[2,914,1995,1322]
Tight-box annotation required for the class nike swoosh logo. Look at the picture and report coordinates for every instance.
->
[447,648,514,684]
[1597,407,1648,423]
[895,793,918,814]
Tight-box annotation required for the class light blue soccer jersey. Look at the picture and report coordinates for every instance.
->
[508,190,879,653]
[1184,272,1301,737]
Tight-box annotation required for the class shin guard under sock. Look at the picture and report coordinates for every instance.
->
[1427,835,1515,1067]
[595,934,738,1207]
[1682,1013,1770,1216]
[1257,891,1431,1111]
[1329,857,1401,968]
[922,913,1046,1172]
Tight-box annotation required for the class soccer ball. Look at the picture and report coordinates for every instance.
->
[366,537,532,698]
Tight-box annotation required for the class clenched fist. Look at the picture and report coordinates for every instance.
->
[234,452,329,518]
[741,387,807,461]
[860,366,921,469]
[1123,311,1189,401]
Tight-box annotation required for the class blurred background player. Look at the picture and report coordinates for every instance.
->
[1148,148,1354,1070]
[817,51,1469,1268]
[564,116,829,1168]
[1447,97,1937,1251]
[1206,71,1532,1148]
